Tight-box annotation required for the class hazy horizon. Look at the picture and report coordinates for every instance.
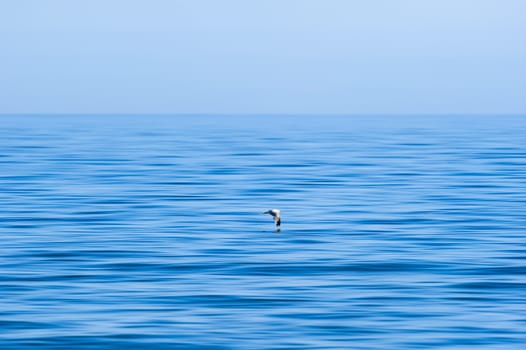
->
[2,112,526,117]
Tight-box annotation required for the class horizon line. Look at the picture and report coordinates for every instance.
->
[1,113,525,117]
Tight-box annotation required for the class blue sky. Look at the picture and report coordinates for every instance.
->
[1,0,525,114]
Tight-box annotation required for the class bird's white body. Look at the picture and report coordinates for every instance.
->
[263,209,281,227]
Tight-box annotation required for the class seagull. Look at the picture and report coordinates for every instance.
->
[263,209,281,227]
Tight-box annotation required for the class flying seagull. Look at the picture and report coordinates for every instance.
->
[263,209,281,227]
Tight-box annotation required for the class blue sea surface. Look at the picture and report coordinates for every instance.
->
[0,115,525,349]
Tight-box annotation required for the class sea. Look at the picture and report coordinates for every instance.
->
[0,114,524,349]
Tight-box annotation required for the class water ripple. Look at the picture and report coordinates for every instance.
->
[0,115,525,349]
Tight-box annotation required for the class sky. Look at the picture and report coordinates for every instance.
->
[0,0,525,115]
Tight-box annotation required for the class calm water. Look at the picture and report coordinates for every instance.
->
[0,115,525,349]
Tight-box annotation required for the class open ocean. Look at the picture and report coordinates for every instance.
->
[0,114,525,349]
